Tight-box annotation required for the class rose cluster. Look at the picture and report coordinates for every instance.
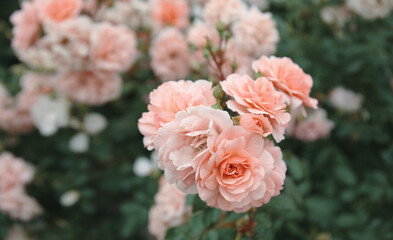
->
[139,54,318,212]
[0,152,41,221]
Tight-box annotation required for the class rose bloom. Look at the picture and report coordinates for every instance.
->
[195,126,286,212]
[239,114,273,138]
[37,0,82,23]
[0,152,34,193]
[10,1,41,53]
[138,80,216,150]
[329,86,362,113]
[346,0,393,20]
[154,106,232,193]
[253,56,318,109]
[150,0,190,29]
[233,7,279,57]
[203,0,247,25]
[150,28,191,81]
[20,72,54,94]
[292,109,335,142]
[0,189,42,221]
[320,6,351,28]
[187,20,219,66]
[22,16,93,71]
[55,71,122,105]
[102,0,150,29]
[148,177,191,240]
[221,74,291,142]
[90,23,137,72]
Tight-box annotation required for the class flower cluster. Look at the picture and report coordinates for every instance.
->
[139,52,318,212]
[0,152,42,221]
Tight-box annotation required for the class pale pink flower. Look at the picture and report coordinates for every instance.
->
[346,0,393,20]
[55,71,122,105]
[154,106,232,193]
[292,109,334,142]
[20,72,54,93]
[37,0,82,23]
[203,0,247,25]
[0,84,12,110]
[150,28,191,81]
[187,21,219,65]
[195,126,286,213]
[148,177,191,240]
[0,152,34,193]
[239,114,273,138]
[0,190,42,221]
[221,74,291,142]
[10,2,41,53]
[329,86,362,113]
[149,0,190,29]
[252,56,318,109]
[82,0,98,15]
[90,23,137,72]
[233,7,279,57]
[23,16,93,71]
[138,80,216,150]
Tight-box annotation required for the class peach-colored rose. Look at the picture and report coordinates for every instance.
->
[203,0,247,25]
[150,0,190,29]
[90,23,137,72]
[0,152,35,193]
[239,114,273,138]
[55,71,122,105]
[221,74,291,142]
[22,16,93,71]
[195,126,286,212]
[20,72,54,94]
[150,28,191,81]
[252,56,318,109]
[292,109,335,142]
[38,0,82,23]
[138,80,216,150]
[154,106,233,193]
[148,177,191,240]
[233,7,279,57]
[187,21,219,66]
[10,2,41,53]
[0,189,42,221]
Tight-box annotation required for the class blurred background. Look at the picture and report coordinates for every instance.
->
[0,0,392,240]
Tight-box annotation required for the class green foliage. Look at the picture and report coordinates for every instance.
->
[0,0,393,240]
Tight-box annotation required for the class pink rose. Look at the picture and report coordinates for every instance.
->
[55,71,122,105]
[233,7,279,57]
[150,0,190,29]
[38,0,82,23]
[0,108,34,134]
[221,74,291,142]
[0,152,35,193]
[195,126,286,213]
[154,106,233,193]
[90,23,137,72]
[138,80,216,150]
[252,56,318,109]
[328,86,363,113]
[0,189,42,221]
[292,109,335,142]
[10,2,41,53]
[203,0,247,25]
[150,28,191,81]
[148,177,191,240]
[239,114,273,138]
